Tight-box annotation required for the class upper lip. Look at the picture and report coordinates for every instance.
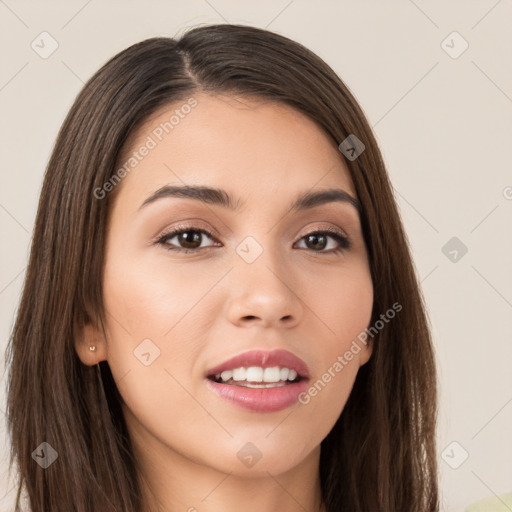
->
[206,349,310,379]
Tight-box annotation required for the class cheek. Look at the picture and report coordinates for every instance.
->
[101,240,224,352]
[99,250,208,412]
[311,258,374,347]
[295,260,373,423]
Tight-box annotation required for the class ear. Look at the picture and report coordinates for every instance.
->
[74,321,108,366]
[358,339,373,367]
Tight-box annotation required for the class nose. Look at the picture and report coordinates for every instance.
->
[226,250,304,329]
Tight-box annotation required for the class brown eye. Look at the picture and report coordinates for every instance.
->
[304,233,328,251]
[295,229,350,253]
[157,226,220,252]
[174,230,203,249]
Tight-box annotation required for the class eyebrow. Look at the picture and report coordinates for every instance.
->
[139,184,361,213]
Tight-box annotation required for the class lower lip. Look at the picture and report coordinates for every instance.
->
[206,378,309,413]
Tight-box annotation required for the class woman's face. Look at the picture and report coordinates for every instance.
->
[78,93,373,479]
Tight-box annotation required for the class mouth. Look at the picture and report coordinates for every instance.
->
[205,349,310,412]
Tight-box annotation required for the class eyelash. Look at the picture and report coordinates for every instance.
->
[155,224,351,254]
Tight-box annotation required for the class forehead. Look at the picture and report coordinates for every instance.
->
[114,93,356,209]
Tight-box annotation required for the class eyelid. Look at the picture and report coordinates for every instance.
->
[297,223,348,239]
[152,220,220,243]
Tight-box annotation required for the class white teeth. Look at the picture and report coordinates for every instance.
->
[246,366,264,382]
[232,368,246,381]
[263,367,281,382]
[220,370,233,382]
[213,366,300,384]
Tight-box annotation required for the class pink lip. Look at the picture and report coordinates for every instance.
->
[205,349,310,413]
[205,349,310,379]
[206,378,309,413]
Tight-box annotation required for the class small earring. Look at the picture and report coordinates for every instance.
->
[89,345,96,352]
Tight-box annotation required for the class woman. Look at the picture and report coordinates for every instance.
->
[5,23,439,512]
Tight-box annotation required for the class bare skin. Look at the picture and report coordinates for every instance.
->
[76,93,373,512]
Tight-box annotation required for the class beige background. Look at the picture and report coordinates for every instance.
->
[1,1,511,510]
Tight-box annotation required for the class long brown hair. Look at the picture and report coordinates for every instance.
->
[5,24,439,511]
